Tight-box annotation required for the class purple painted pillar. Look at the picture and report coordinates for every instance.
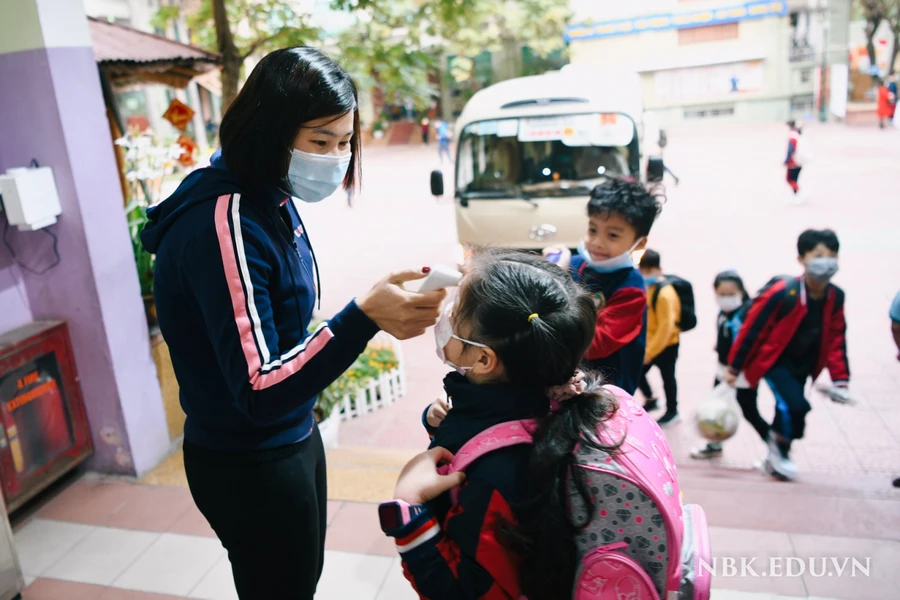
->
[0,1,170,475]
[0,253,31,334]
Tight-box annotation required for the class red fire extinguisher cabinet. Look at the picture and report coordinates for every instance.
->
[0,321,93,513]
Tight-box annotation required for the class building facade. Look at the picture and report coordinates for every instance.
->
[566,0,851,126]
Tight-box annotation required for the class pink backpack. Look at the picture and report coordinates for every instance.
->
[439,386,711,600]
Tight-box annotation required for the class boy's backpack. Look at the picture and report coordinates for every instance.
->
[756,275,802,318]
[652,276,697,332]
[439,386,711,600]
[790,133,809,166]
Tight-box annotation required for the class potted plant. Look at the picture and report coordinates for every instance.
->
[115,130,185,328]
[126,202,157,326]
[314,361,355,449]
[311,328,401,449]
[372,118,388,140]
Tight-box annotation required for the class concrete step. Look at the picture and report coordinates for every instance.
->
[327,446,900,540]
[387,121,416,145]
[325,446,416,503]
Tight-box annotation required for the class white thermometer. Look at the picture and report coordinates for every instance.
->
[417,264,463,292]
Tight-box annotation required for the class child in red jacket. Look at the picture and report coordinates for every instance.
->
[784,120,804,201]
[725,229,851,480]
[543,179,663,396]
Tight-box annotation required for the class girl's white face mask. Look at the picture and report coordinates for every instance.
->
[434,302,488,374]
[287,149,351,203]
[716,294,744,313]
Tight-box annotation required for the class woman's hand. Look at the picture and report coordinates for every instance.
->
[394,447,466,505]
[426,398,452,428]
[357,268,447,340]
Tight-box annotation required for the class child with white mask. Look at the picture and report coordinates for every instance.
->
[691,270,771,460]
[722,229,852,481]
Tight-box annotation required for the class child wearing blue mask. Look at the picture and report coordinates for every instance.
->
[543,179,663,395]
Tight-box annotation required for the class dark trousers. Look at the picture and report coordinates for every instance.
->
[764,365,810,443]
[713,379,770,443]
[638,343,679,413]
[184,426,328,600]
[787,166,801,193]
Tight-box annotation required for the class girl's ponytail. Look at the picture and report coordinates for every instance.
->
[499,373,622,599]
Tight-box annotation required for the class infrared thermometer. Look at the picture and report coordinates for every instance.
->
[417,265,463,292]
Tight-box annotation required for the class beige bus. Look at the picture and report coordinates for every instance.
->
[431,67,663,264]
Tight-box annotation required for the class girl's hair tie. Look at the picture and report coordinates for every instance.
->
[547,370,587,410]
[527,313,539,323]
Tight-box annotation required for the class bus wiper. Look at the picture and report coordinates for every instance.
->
[459,189,517,199]
[460,189,538,206]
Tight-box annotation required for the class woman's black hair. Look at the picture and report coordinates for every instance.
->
[455,250,621,599]
[714,269,750,302]
[219,47,361,191]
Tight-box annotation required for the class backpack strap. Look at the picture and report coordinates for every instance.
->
[775,276,803,319]
[441,419,537,476]
[650,276,671,310]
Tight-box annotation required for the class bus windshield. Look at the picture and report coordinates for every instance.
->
[456,113,639,199]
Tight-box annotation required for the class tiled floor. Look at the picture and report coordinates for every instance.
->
[17,518,876,600]
[10,476,900,599]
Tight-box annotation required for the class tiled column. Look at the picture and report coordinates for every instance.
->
[0,0,170,475]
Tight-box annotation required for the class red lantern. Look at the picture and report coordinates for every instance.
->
[163,98,195,132]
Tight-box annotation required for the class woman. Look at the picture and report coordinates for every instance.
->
[141,47,445,599]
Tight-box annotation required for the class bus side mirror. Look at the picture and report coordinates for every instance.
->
[430,170,444,197]
[647,156,664,183]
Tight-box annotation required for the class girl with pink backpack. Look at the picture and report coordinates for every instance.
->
[379,250,710,600]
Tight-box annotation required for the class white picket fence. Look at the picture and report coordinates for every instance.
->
[337,332,407,421]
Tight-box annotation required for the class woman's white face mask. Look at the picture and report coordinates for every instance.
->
[287,149,351,203]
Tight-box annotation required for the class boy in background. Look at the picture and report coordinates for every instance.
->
[638,250,682,427]
[726,229,850,480]
[544,179,662,394]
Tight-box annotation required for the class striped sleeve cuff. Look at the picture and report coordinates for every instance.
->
[335,300,380,341]
[388,509,442,555]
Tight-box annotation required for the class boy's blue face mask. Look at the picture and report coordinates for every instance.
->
[643,276,660,288]
[577,239,642,273]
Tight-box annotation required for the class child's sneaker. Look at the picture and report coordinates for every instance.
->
[656,411,681,428]
[690,442,723,459]
[643,398,659,412]
[765,434,798,480]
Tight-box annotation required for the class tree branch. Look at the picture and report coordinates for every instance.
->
[241,33,278,60]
